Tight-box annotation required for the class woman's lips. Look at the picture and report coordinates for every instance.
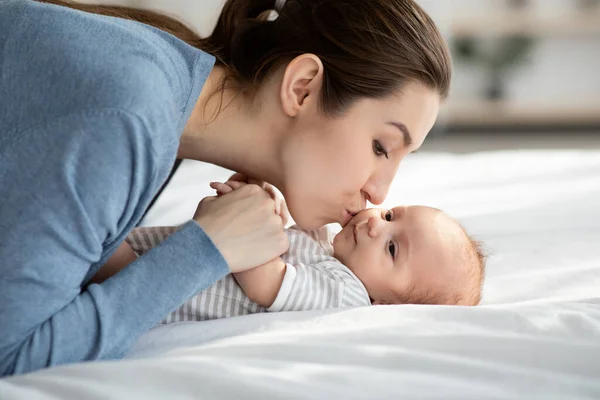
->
[342,210,354,227]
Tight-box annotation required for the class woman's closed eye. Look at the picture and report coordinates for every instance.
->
[373,140,389,159]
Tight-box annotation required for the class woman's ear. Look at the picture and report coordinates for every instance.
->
[280,54,324,118]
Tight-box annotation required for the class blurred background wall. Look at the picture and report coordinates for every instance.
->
[83,0,600,152]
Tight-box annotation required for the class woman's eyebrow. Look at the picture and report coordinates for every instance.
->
[387,122,413,147]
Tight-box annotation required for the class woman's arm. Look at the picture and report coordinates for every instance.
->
[0,112,287,377]
[0,112,232,377]
[96,228,288,308]
[100,227,288,309]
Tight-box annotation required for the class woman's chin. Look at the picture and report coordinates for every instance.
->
[288,213,319,230]
[288,208,333,230]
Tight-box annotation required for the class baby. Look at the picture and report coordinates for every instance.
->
[109,193,485,323]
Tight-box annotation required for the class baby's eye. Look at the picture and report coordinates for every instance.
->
[388,241,396,258]
[384,210,393,221]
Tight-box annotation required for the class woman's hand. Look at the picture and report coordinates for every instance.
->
[193,184,289,273]
[216,173,291,226]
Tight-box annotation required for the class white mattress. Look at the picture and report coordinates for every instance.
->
[2,150,600,399]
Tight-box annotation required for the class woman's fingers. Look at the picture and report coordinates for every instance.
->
[263,185,291,225]
[193,184,288,273]
[213,177,290,225]
[262,185,281,216]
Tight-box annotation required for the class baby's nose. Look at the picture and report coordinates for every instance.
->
[367,216,382,238]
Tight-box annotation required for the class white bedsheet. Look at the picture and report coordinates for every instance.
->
[2,150,600,399]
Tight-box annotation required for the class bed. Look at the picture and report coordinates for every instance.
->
[2,149,600,399]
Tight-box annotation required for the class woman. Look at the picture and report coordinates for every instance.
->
[0,0,451,376]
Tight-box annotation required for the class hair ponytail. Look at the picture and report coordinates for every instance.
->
[37,0,452,115]
[207,0,452,113]
[205,0,278,64]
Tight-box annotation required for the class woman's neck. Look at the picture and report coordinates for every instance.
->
[179,66,285,189]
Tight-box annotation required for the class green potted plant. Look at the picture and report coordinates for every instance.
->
[452,35,535,102]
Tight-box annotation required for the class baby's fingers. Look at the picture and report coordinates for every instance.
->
[210,182,234,196]
[223,180,247,191]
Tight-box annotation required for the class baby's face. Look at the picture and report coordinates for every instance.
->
[332,206,469,305]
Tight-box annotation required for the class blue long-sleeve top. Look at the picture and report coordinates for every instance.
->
[0,0,229,376]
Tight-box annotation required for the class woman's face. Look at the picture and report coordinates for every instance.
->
[280,82,440,230]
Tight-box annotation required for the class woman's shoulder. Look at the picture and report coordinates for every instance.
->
[1,0,214,139]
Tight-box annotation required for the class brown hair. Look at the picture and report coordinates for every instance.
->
[37,0,451,116]
[461,237,486,306]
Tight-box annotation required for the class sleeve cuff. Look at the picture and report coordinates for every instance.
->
[169,220,231,275]
[267,263,297,312]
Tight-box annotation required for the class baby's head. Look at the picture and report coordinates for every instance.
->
[333,206,485,306]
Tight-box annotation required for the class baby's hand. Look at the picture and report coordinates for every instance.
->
[209,180,247,196]
[210,176,290,226]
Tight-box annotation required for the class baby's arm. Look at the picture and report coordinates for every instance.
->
[210,179,288,307]
[266,261,372,312]
[90,241,137,284]
[91,226,179,284]
[233,258,286,308]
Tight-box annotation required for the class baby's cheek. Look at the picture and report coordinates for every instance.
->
[386,267,416,300]
[345,252,376,282]
[335,246,359,273]
[334,246,353,268]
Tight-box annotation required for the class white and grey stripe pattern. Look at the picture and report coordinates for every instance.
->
[272,226,371,311]
[126,224,370,323]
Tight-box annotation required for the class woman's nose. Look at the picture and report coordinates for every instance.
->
[362,186,387,206]
[362,174,393,206]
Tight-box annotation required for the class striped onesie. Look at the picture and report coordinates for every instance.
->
[126,225,371,323]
